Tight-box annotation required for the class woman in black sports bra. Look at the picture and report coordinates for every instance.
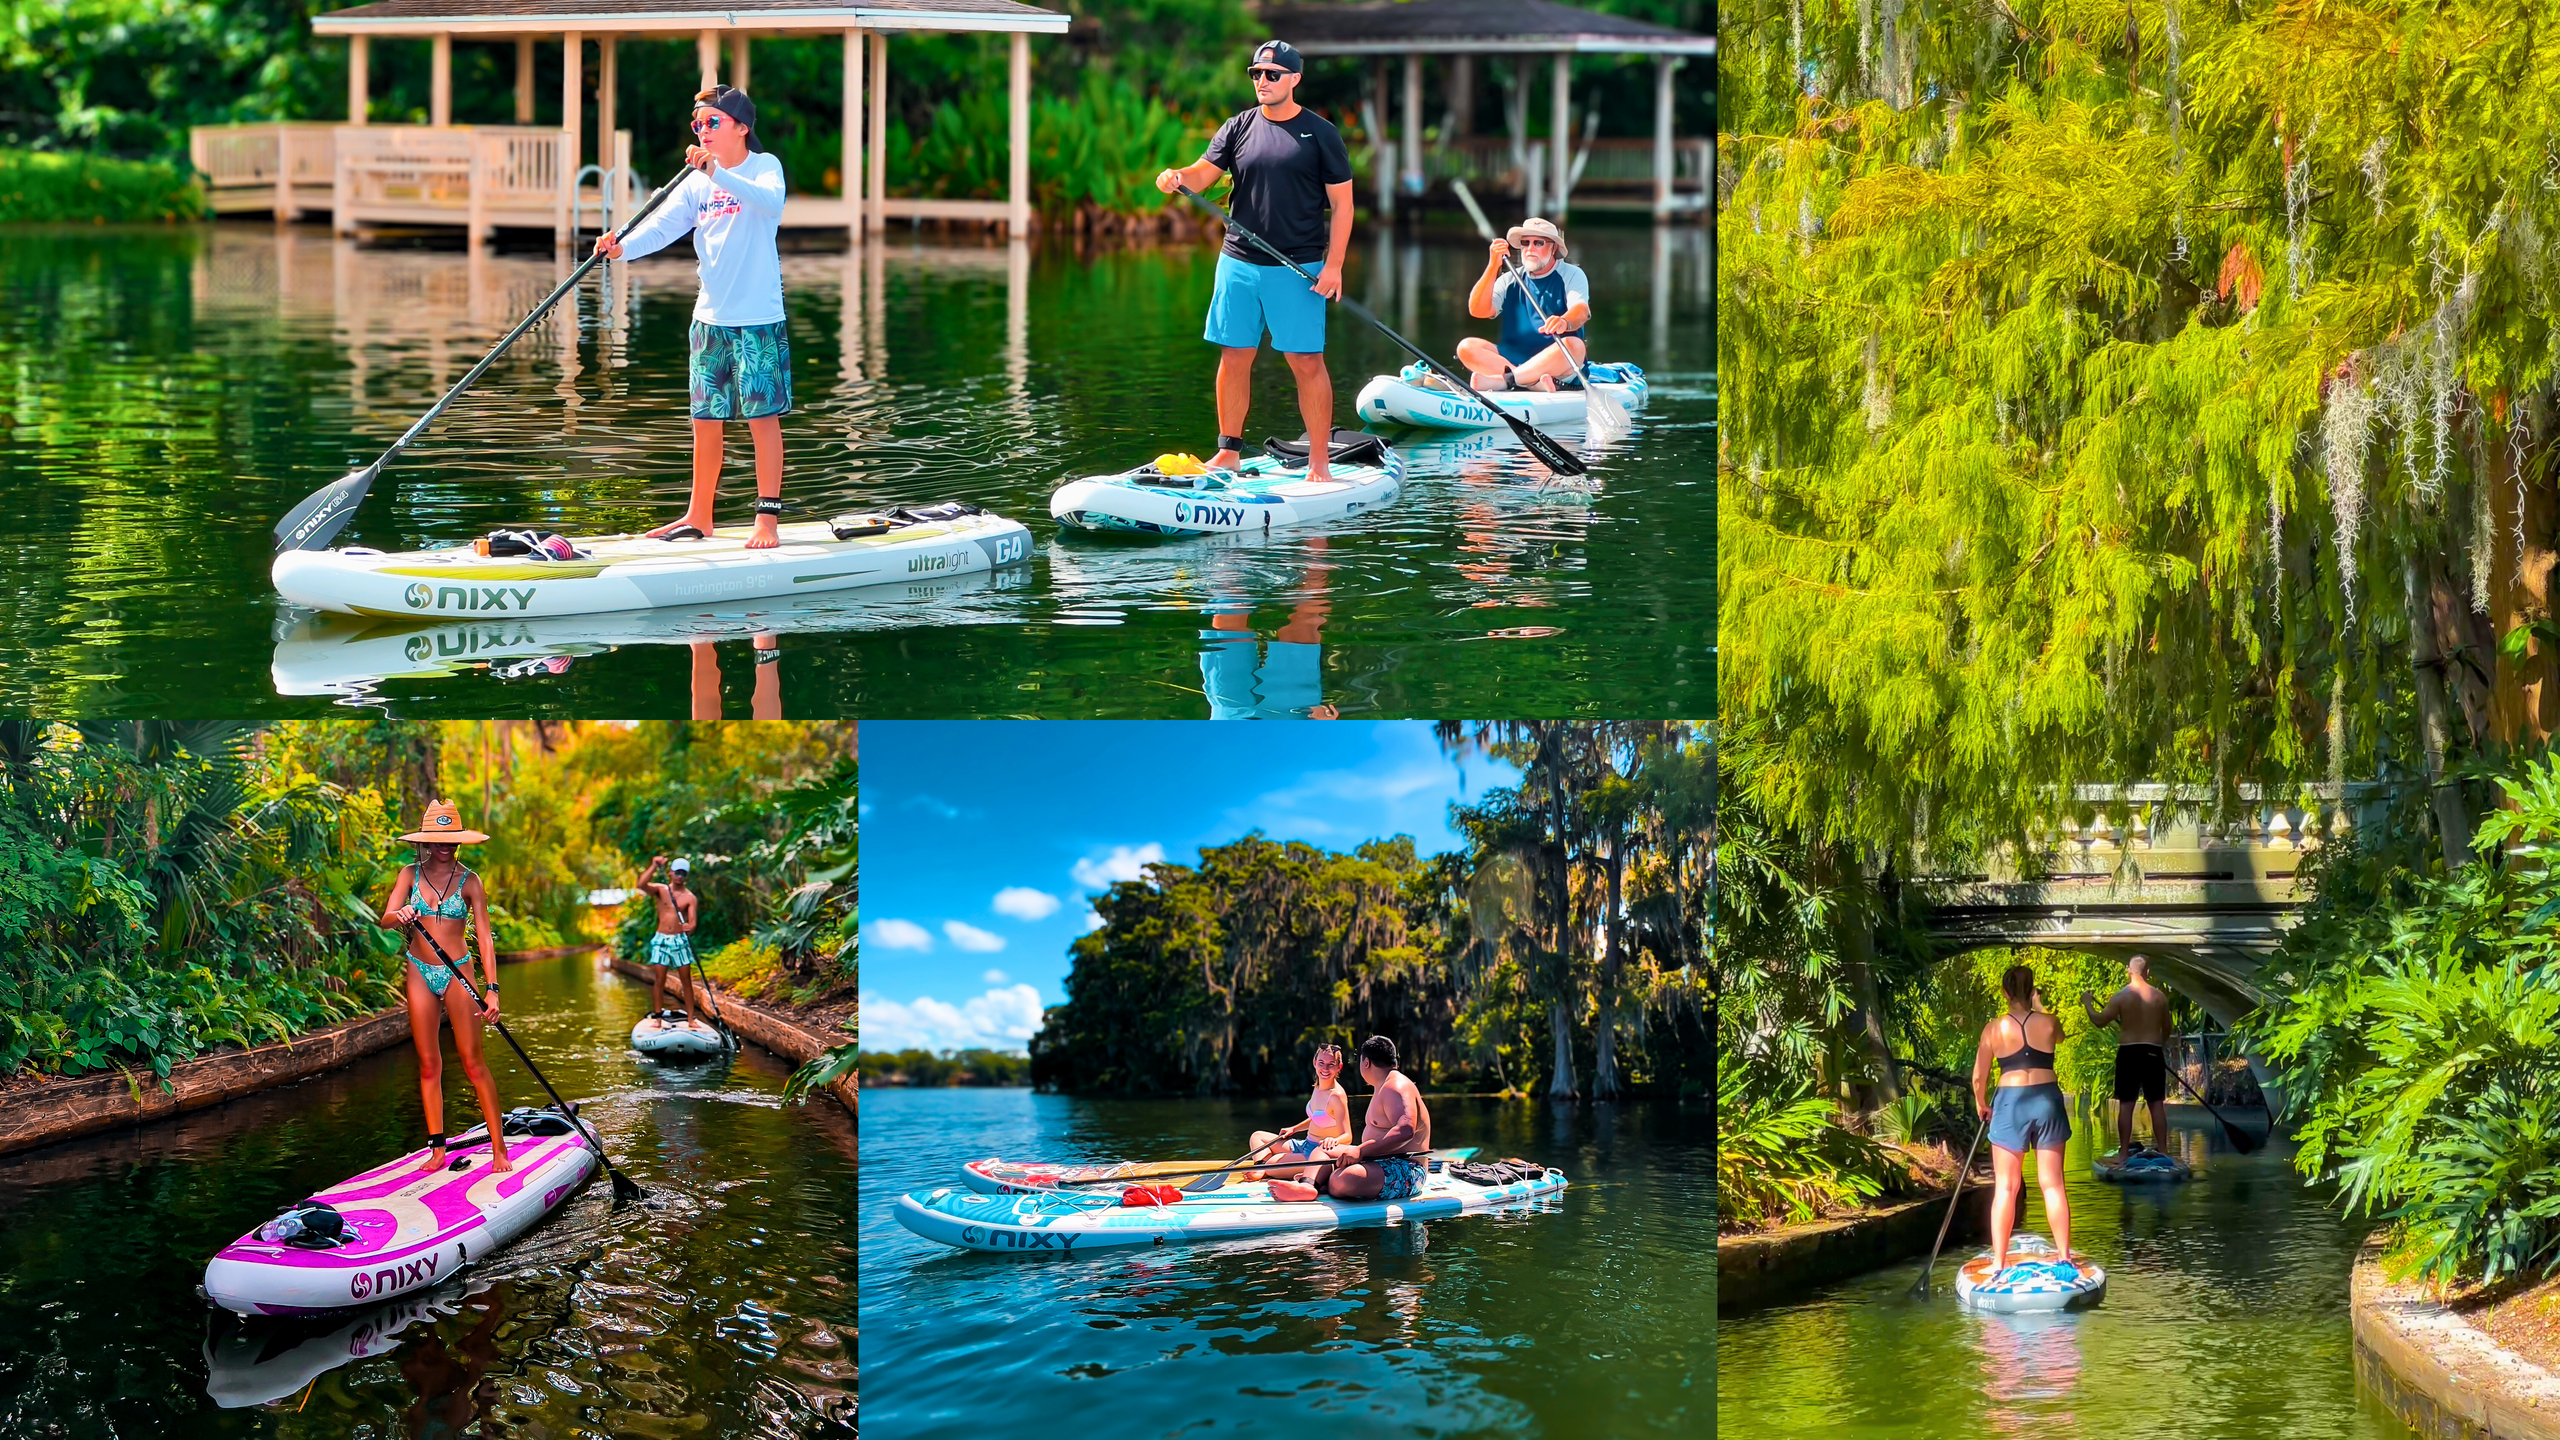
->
[1970,962,2079,1275]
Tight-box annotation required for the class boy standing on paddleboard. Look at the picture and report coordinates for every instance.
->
[1153,40,1355,483]
[593,85,792,549]
[636,855,704,1022]
[1453,218,1593,393]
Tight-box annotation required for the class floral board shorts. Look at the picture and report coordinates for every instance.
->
[689,319,793,420]
[648,932,694,969]
[1377,1152,1427,1202]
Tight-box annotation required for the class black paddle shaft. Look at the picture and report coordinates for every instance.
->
[675,932,739,1049]
[1171,186,1587,476]
[1911,1118,1988,1300]
[273,168,693,552]
[405,921,647,1201]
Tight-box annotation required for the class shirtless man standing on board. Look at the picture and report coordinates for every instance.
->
[636,855,703,1023]
[1270,1035,1434,1203]
[2084,953,2173,1160]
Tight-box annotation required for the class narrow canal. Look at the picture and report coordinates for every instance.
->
[0,950,856,1434]
[1715,1108,2412,1438]
[858,1088,1712,1440]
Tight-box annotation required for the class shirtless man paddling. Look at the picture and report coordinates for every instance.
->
[636,855,703,1022]
[1271,1035,1434,1202]
[2084,953,2173,1161]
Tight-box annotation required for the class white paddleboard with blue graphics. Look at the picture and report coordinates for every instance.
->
[273,508,1031,620]
[896,1165,1565,1253]
[1953,1232,2108,1312]
[1051,436,1403,538]
[1355,364,1647,431]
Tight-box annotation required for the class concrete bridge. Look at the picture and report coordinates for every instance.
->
[1898,783,2400,1113]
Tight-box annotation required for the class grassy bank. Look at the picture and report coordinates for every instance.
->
[0,151,202,222]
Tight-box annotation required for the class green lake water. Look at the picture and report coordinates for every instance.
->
[1715,1110,2416,1438]
[0,951,856,1434]
[858,1088,1712,1439]
[0,221,1710,719]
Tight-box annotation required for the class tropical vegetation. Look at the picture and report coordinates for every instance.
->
[857,1048,1031,1088]
[1028,721,1711,1098]
[1715,0,2560,1275]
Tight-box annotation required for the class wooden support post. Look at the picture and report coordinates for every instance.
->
[516,36,535,122]
[730,32,750,93]
[348,35,369,125]
[599,38,617,160]
[559,30,583,249]
[431,34,452,127]
[867,34,888,234]
[842,28,865,242]
[698,30,719,89]
[1653,56,1676,221]
[1372,59,1394,219]
[1402,51,1423,198]
[1549,51,1570,219]
[1452,55,1473,139]
[1008,32,1030,238]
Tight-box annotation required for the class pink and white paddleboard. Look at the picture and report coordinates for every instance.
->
[203,1110,597,1316]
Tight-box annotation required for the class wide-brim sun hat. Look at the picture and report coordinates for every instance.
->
[398,798,491,846]
[1506,216,1569,258]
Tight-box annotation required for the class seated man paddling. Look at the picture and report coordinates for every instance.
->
[1269,1035,1433,1203]
[1449,217,1592,394]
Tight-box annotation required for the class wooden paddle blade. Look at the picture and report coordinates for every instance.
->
[272,463,379,552]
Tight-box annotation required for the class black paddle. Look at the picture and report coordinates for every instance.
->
[1910,1117,1987,1300]
[1182,1120,1311,1194]
[1171,185,1588,476]
[675,933,740,1052]
[407,921,647,1202]
[273,169,692,553]
[2161,1054,2270,1154]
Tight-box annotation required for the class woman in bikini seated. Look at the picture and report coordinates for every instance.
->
[380,800,513,1175]
[1241,1043,1353,1182]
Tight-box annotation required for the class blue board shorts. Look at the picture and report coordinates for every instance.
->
[1989,1082,2072,1153]
[689,319,793,420]
[648,933,694,969]
[1376,1152,1427,1201]
[1205,253,1327,354]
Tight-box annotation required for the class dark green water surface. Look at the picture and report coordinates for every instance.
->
[858,1088,1711,1439]
[0,222,1710,718]
[0,951,855,1435]
[1715,1110,2416,1438]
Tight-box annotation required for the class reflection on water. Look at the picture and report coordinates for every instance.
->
[0,222,1710,718]
[1715,1106,2415,1439]
[0,952,854,1435]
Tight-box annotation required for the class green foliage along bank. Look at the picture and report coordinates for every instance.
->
[858,1049,1030,1087]
[0,150,201,221]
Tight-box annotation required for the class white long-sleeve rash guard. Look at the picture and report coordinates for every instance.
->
[616,152,788,326]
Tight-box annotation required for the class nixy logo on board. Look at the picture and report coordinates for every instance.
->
[402,584,539,613]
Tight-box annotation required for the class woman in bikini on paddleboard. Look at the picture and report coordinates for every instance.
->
[380,800,512,1176]
[1241,1042,1353,1182]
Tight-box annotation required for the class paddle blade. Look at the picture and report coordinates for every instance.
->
[1584,384,1633,440]
[272,463,379,552]
[607,1164,646,1202]
[1505,413,1589,475]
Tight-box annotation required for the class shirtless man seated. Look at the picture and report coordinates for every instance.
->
[1269,1035,1433,1203]
[2083,952,2173,1161]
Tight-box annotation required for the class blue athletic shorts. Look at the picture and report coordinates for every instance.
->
[689,319,793,420]
[1205,253,1327,354]
[1989,1082,2072,1153]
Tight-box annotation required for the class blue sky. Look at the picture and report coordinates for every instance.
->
[858,722,1518,1055]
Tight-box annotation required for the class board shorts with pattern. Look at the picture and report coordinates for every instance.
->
[648,932,693,969]
[1377,1152,1427,1201]
[689,319,793,420]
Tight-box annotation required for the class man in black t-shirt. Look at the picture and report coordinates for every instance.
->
[1154,40,1355,482]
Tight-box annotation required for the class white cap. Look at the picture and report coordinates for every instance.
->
[671,858,692,873]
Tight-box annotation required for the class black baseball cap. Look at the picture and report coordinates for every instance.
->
[693,83,763,152]
[1248,41,1303,74]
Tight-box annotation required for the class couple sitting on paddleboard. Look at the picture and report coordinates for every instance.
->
[1149,42,1597,481]
[1970,956,2179,1275]
[1239,1036,1433,1202]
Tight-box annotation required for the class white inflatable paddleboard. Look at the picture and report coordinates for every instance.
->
[1354,366,1647,431]
[630,1011,725,1058]
[1051,450,1403,537]
[897,1165,1565,1253]
[273,510,1031,619]
[202,1109,596,1317]
[1953,1232,2107,1312]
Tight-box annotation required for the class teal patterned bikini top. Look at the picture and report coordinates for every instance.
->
[413,866,474,919]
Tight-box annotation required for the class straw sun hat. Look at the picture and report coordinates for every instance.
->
[398,799,491,846]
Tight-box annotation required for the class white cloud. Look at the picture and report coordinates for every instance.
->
[982,969,1010,985]
[1071,842,1166,891]
[992,886,1061,921]
[1078,906,1105,934]
[859,984,1047,1052]
[868,918,933,951]
[944,920,1006,953]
